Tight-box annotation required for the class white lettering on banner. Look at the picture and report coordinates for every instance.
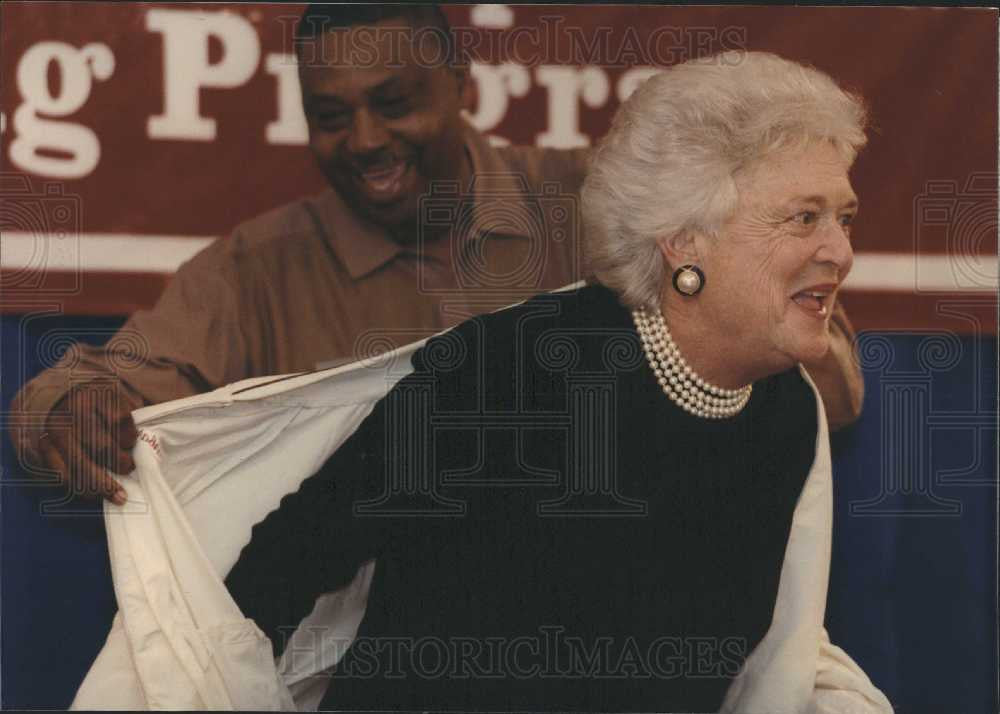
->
[1,19,669,175]
[464,62,531,146]
[265,53,308,145]
[470,4,514,29]
[535,65,610,149]
[146,8,260,141]
[9,42,114,179]
[617,67,660,102]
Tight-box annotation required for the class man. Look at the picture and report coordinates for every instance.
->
[9,4,864,505]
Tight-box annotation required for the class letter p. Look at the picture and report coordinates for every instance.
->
[146,8,260,141]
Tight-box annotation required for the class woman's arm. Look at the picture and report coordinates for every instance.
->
[223,396,394,658]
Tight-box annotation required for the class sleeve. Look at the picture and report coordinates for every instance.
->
[801,299,865,432]
[805,629,894,714]
[223,313,482,660]
[223,380,404,659]
[720,366,892,714]
[8,233,253,469]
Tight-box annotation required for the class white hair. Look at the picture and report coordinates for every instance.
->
[581,50,869,309]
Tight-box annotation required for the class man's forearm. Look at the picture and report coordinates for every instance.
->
[9,240,252,474]
[9,347,143,470]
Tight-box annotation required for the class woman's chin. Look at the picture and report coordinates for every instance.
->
[794,333,832,366]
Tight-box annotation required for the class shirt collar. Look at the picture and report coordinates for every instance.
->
[309,187,404,280]
[462,124,538,242]
[309,121,536,280]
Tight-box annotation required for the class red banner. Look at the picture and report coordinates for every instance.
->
[1,3,996,332]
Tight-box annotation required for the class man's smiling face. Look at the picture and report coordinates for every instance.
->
[299,18,470,235]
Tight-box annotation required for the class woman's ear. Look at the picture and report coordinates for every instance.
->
[656,231,702,270]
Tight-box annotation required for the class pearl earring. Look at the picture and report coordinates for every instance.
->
[672,265,705,296]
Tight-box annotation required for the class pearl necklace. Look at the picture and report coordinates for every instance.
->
[632,306,752,419]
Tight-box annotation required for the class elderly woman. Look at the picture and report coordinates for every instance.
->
[223,51,892,712]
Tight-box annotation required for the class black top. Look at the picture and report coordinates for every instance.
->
[225,284,818,712]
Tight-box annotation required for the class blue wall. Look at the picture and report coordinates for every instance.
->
[2,314,996,711]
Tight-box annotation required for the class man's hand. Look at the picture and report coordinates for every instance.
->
[37,387,138,505]
[801,300,865,431]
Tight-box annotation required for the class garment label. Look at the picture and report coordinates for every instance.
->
[138,430,163,459]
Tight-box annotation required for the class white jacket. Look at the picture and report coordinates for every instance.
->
[71,328,893,713]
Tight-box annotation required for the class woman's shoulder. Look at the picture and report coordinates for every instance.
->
[417,283,627,361]
[485,283,632,354]
[480,282,627,332]
[407,284,635,411]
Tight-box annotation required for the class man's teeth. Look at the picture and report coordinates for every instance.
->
[360,162,407,191]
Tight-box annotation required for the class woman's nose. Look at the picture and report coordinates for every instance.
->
[814,217,854,280]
